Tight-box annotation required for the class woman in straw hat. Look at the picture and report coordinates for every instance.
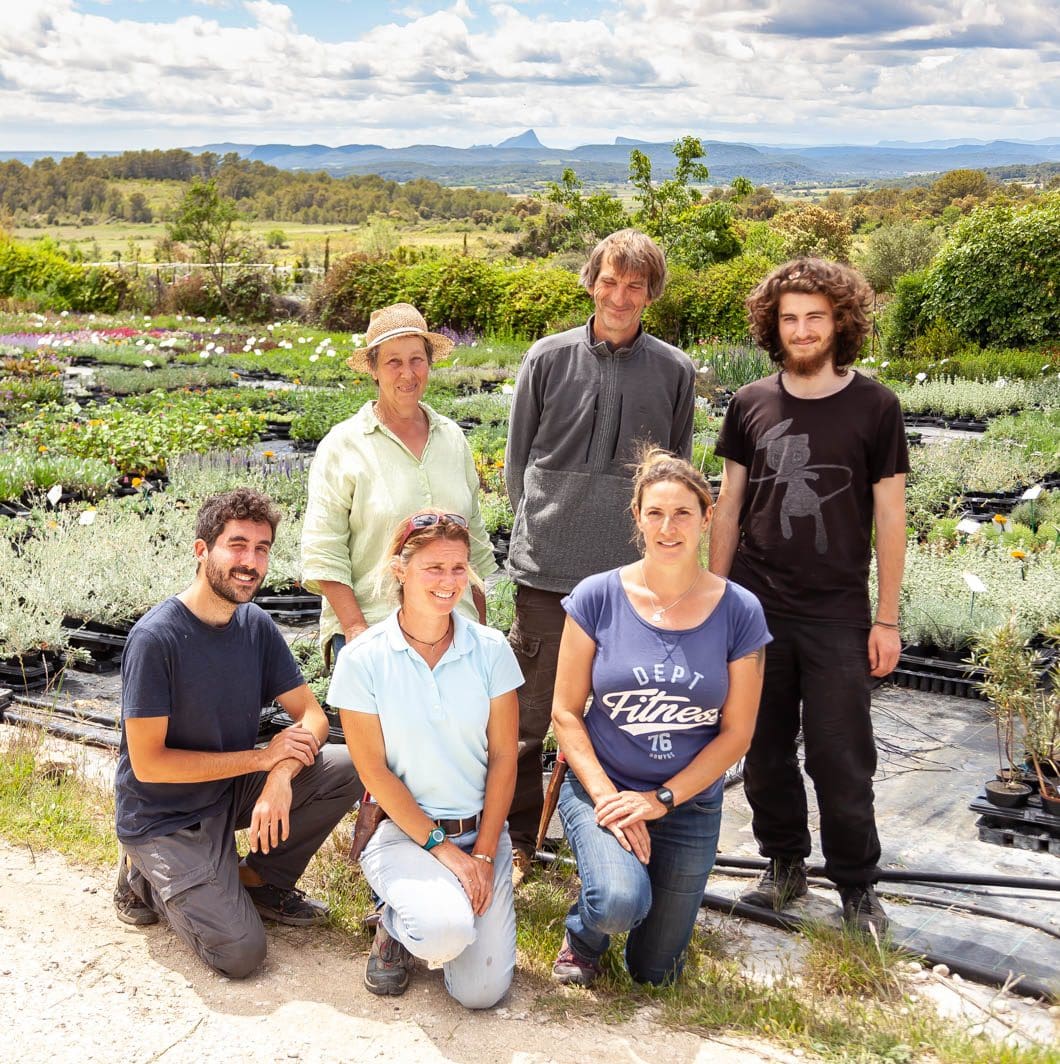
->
[301,303,497,666]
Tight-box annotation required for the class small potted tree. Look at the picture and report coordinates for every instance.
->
[973,620,1035,807]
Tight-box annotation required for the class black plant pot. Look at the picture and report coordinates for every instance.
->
[984,779,1033,808]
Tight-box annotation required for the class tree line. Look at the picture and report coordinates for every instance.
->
[0,150,512,227]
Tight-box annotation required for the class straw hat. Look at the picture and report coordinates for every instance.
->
[346,303,455,373]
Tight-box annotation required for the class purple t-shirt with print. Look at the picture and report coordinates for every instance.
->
[563,569,771,803]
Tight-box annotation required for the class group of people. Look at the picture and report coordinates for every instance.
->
[113,228,907,1009]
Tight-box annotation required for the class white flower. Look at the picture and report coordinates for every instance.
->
[880,361,890,368]
[916,372,927,382]
[197,316,206,323]
[216,346,225,354]
[309,354,319,362]
[78,509,96,526]
[142,360,154,368]
[200,352,210,359]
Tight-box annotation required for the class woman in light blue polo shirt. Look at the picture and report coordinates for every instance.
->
[328,510,522,1009]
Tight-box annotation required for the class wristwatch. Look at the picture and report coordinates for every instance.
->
[423,826,446,851]
[654,787,675,814]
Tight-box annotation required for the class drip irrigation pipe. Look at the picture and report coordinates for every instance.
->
[712,855,1060,893]
[535,851,1058,998]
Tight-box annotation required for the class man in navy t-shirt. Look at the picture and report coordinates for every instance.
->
[114,488,359,978]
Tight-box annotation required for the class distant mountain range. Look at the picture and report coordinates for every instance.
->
[5,132,1060,189]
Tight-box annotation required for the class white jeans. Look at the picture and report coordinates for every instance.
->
[360,819,516,1009]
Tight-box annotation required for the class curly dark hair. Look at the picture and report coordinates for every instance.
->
[746,258,873,371]
[194,488,281,548]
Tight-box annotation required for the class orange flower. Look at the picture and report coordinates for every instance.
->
[1010,549,1026,560]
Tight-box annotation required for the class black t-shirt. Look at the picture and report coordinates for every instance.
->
[714,371,908,625]
[115,597,304,843]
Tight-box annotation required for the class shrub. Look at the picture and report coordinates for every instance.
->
[859,221,943,294]
[0,238,136,313]
[772,204,853,262]
[498,264,590,338]
[305,254,398,331]
[644,255,771,346]
[421,255,506,333]
[922,192,1060,347]
[881,269,931,356]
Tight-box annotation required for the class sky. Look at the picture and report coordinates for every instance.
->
[1,0,1058,152]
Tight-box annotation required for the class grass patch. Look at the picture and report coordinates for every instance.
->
[801,920,907,1000]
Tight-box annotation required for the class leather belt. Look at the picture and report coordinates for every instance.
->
[435,814,480,836]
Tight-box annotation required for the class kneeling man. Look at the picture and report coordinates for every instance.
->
[113,488,360,978]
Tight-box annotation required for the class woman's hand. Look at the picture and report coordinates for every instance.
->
[433,841,494,916]
[593,790,663,864]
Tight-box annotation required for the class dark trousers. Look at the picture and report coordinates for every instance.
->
[506,584,568,856]
[125,745,360,978]
[743,614,881,886]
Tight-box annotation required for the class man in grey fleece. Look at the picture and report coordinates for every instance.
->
[503,228,696,882]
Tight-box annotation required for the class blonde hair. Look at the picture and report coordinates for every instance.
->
[374,509,484,604]
[580,229,668,301]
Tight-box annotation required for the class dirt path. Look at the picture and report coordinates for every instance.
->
[0,842,805,1064]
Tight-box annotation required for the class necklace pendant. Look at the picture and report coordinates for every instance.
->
[651,611,664,623]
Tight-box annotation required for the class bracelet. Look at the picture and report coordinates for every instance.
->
[873,619,900,630]
[471,853,494,865]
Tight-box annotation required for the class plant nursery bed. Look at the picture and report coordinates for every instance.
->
[0,651,65,692]
[889,650,986,699]
[254,586,321,626]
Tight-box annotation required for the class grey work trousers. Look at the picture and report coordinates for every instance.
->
[124,744,359,978]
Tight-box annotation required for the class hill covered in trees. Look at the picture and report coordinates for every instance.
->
[0,150,512,228]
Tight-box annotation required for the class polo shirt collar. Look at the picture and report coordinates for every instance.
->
[381,606,473,660]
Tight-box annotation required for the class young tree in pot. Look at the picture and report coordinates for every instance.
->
[1020,656,1060,815]
[973,620,1035,807]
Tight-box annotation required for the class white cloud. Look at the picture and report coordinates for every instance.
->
[0,0,1055,150]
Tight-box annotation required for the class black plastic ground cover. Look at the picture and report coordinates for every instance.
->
[700,891,1057,1000]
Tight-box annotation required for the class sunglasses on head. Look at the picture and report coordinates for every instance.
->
[396,512,469,554]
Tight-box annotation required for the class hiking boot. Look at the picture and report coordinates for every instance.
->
[840,885,890,936]
[552,935,602,987]
[114,851,159,927]
[739,859,808,911]
[511,849,532,889]
[364,923,412,996]
[245,882,329,927]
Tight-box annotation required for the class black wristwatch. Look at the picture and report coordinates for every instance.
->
[654,787,675,814]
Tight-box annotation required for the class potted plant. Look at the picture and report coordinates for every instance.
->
[974,620,1060,812]
[973,621,1035,807]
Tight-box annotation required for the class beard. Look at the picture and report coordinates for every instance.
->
[204,555,263,605]
[782,345,835,377]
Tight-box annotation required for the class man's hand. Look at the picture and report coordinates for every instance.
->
[249,773,293,854]
[258,724,319,772]
[868,625,901,678]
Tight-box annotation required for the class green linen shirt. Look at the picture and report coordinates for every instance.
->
[301,400,497,650]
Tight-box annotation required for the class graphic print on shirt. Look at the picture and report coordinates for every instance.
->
[750,418,852,554]
[600,661,720,761]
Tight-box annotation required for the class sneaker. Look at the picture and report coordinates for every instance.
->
[114,851,159,927]
[364,923,412,996]
[552,935,602,987]
[739,859,808,911]
[245,882,329,927]
[840,885,890,936]
[511,849,532,889]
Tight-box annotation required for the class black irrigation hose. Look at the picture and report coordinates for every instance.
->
[536,851,1059,998]
[713,855,1060,893]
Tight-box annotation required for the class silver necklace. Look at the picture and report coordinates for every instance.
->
[641,562,701,624]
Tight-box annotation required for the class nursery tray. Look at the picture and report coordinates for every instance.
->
[889,651,985,700]
[969,791,1060,834]
[0,653,65,693]
[254,588,322,627]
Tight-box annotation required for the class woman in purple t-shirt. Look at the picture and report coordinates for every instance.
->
[550,449,771,986]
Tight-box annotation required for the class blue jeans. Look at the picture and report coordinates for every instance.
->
[558,774,722,985]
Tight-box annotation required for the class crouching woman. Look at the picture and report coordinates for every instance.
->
[328,510,522,1008]
[550,450,770,986]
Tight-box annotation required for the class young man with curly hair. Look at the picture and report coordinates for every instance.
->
[709,258,907,935]
[113,488,360,977]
